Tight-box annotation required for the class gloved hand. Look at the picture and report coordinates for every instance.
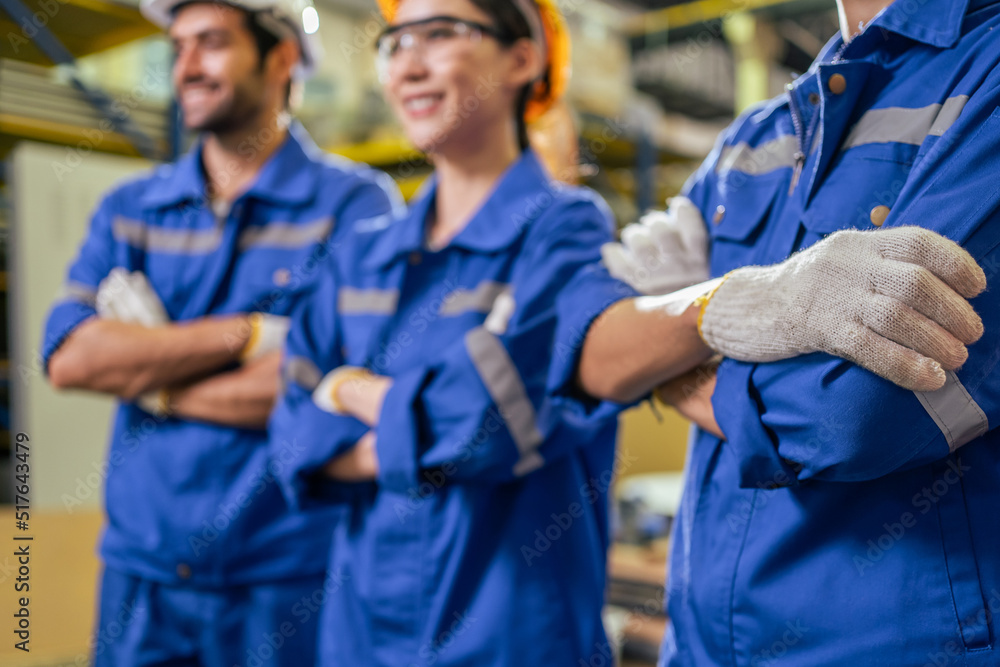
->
[96,269,172,414]
[312,366,371,415]
[601,197,710,295]
[96,268,169,326]
[240,313,291,362]
[697,226,987,392]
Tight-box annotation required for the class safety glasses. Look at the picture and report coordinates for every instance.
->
[375,15,512,77]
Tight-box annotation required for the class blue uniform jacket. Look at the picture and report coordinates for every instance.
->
[661,0,1000,664]
[41,124,402,587]
[269,150,633,666]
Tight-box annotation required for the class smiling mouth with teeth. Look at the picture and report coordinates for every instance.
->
[404,94,444,112]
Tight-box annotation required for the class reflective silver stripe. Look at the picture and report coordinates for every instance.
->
[59,280,97,306]
[440,281,510,316]
[914,371,988,453]
[483,291,516,335]
[928,95,969,136]
[284,356,322,391]
[112,216,223,254]
[238,217,334,251]
[465,327,544,474]
[842,96,969,149]
[512,451,545,477]
[337,287,399,315]
[716,135,799,176]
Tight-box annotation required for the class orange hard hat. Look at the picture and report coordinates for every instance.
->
[376,0,570,122]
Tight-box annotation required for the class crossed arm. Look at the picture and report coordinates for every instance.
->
[48,315,252,399]
[47,314,280,428]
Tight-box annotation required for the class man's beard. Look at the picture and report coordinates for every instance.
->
[187,77,266,136]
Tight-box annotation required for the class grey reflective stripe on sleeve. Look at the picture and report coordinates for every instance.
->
[465,327,545,475]
[440,281,510,316]
[238,217,334,251]
[716,135,799,176]
[112,216,223,254]
[842,96,969,150]
[337,287,399,315]
[914,371,989,452]
[59,281,97,306]
[284,356,323,391]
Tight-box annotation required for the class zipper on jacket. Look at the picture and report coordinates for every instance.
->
[786,87,806,196]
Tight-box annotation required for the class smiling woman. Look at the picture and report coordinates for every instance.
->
[264,0,634,666]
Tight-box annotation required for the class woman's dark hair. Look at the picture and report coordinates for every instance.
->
[467,0,545,151]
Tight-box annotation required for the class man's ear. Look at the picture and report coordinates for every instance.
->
[267,38,301,85]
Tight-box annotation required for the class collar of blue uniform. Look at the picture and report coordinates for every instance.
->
[827,0,994,52]
[139,121,322,210]
[362,149,554,271]
[869,0,969,48]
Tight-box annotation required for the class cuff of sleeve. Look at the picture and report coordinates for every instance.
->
[272,401,369,510]
[713,359,800,489]
[550,266,639,419]
[374,367,433,494]
[41,302,97,372]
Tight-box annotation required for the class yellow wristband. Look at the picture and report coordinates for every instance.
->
[692,272,733,342]
[240,313,264,362]
[150,388,172,418]
[326,367,371,413]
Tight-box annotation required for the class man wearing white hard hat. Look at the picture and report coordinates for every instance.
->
[40,0,402,663]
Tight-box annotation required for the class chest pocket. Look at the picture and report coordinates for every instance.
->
[708,171,783,276]
[227,216,336,316]
[127,212,229,320]
[800,141,918,243]
[336,286,399,370]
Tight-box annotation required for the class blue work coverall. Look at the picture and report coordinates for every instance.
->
[40,124,401,666]
[269,150,631,666]
[660,0,1000,664]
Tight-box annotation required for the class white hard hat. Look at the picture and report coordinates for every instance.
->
[141,0,323,78]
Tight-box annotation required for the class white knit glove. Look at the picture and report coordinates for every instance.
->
[312,366,370,415]
[698,226,987,392]
[240,313,291,362]
[601,197,710,295]
[96,268,169,326]
[96,269,172,414]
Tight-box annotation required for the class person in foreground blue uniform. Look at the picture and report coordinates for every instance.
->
[40,0,401,664]
[581,0,1000,664]
[267,0,638,664]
